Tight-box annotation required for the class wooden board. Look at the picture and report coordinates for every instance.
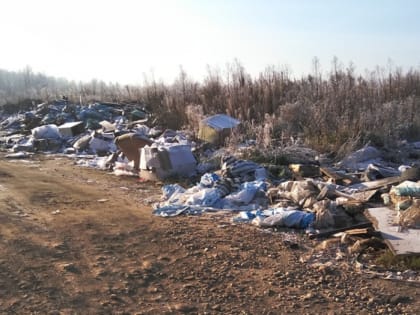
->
[366,207,420,256]
[350,176,402,191]
[308,222,372,239]
[320,167,360,185]
[350,168,420,192]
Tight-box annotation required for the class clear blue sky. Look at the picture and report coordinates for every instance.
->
[1,0,419,84]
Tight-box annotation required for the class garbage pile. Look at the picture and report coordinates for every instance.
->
[0,99,200,178]
[0,99,152,155]
[1,100,420,254]
[153,156,269,216]
[153,143,420,257]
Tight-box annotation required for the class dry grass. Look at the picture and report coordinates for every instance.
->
[377,250,420,270]
[1,60,420,155]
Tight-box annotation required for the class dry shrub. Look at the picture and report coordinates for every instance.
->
[399,201,420,229]
[377,250,420,270]
[224,121,249,149]
[2,60,420,154]
[260,113,275,148]
[184,104,204,134]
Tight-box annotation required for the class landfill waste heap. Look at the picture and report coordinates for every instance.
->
[1,99,420,257]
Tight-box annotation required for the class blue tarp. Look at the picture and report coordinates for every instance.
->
[153,172,268,217]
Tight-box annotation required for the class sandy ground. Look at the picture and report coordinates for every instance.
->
[0,154,419,315]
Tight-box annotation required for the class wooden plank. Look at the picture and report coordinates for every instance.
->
[333,189,378,203]
[350,168,420,192]
[320,167,360,184]
[317,184,377,203]
[308,222,373,239]
[351,190,378,202]
[338,228,372,235]
[351,176,403,191]
[366,207,420,256]
[126,118,149,128]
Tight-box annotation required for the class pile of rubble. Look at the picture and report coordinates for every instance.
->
[154,146,419,231]
[1,99,420,257]
[0,99,152,155]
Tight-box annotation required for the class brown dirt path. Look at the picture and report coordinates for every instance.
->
[0,154,418,314]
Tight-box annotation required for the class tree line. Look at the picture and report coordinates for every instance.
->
[1,59,419,152]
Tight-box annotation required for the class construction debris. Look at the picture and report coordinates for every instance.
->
[366,207,420,256]
[1,99,420,257]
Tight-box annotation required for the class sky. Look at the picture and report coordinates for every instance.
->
[0,0,419,84]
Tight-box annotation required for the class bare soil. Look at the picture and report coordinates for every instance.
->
[0,154,419,315]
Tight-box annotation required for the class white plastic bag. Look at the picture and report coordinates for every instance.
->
[31,124,61,139]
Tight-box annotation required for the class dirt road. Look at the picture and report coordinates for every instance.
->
[0,154,418,314]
